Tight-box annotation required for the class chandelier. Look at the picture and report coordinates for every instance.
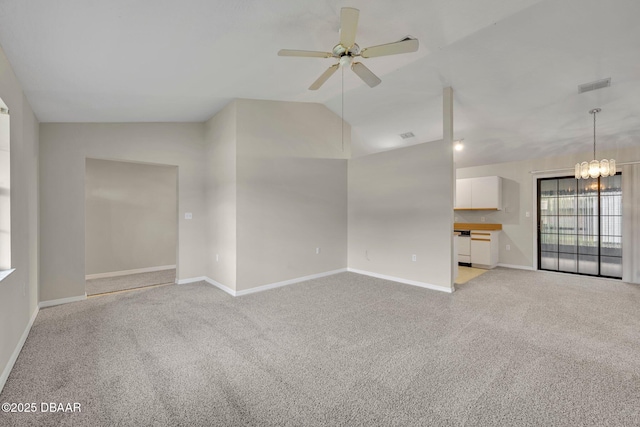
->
[575,108,615,180]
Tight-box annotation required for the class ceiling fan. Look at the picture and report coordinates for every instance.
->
[278,7,419,90]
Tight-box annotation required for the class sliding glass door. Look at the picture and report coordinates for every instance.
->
[538,174,622,278]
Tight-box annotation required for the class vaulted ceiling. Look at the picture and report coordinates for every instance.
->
[0,0,638,167]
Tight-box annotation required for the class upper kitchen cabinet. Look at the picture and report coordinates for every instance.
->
[455,176,503,210]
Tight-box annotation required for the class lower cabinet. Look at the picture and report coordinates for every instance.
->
[470,231,499,268]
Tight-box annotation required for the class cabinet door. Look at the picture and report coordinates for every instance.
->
[471,176,502,209]
[471,238,492,265]
[455,178,472,209]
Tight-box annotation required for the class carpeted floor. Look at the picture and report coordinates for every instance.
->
[1,269,639,426]
[85,269,176,296]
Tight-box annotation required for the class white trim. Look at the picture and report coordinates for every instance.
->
[85,265,176,280]
[0,306,39,394]
[179,269,349,297]
[497,263,536,271]
[347,268,454,293]
[38,294,87,309]
[203,277,236,296]
[0,268,16,282]
[177,276,234,295]
[235,268,348,297]
[177,276,208,285]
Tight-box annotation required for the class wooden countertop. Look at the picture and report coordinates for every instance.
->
[454,222,502,231]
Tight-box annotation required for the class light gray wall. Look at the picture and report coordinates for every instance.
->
[348,140,454,290]
[39,123,206,301]
[85,158,177,275]
[0,104,9,270]
[0,46,39,390]
[456,145,640,269]
[235,99,349,291]
[204,101,237,289]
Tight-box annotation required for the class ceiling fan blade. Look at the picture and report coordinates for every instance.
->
[360,37,419,58]
[351,62,381,88]
[278,49,333,58]
[309,64,339,90]
[340,7,359,48]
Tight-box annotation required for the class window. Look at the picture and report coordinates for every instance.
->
[0,97,10,275]
[538,174,622,279]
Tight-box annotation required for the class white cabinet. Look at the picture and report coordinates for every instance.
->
[470,231,499,268]
[455,178,472,210]
[455,176,502,210]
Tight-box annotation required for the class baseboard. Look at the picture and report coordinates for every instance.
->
[177,276,235,295]
[234,268,348,297]
[497,263,535,271]
[203,277,236,296]
[347,268,454,293]
[177,276,208,285]
[0,306,39,394]
[85,265,176,280]
[181,269,348,297]
[38,294,87,309]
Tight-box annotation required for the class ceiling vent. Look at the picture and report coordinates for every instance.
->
[399,132,415,139]
[578,78,611,94]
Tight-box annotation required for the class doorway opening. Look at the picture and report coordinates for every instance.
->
[85,158,178,295]
[537,174,622,279]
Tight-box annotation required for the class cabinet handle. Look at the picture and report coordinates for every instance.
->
[471,238,491,241]
[472,232,491,236]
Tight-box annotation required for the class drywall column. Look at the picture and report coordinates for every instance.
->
[204,101,237,290]
[444,87,455,289]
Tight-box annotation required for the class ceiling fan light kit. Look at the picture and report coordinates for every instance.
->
[574,108,616,180]
[278,7,419,90]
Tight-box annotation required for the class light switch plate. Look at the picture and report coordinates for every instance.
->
[185,213,193,220]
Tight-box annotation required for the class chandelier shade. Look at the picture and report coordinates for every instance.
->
[574,108,615,180]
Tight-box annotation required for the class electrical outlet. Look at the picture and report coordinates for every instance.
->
[412,254,417,262]
[506,245,511,251]
[316,247,321,254]
[481,216,486,222]
[185,212,193,220]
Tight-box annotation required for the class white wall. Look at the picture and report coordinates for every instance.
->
[39,123,206,302]
[0,103,9,270]
[0,45,39,392]
[204,101,237,289]
[85,158,177,275]
[348,140,455,291]
[456,145,640,269]
[235,99,349,291]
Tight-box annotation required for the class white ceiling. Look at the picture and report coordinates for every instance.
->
[0,0,639,167]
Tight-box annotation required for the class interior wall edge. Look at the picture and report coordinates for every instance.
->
[0,306,38,395]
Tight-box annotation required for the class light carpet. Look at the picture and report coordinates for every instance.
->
[85,269,176,296]
[1,269,639,426]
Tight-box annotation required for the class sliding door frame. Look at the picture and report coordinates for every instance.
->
[536,173,622,279]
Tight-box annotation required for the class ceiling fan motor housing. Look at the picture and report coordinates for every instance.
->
[332,43,360,58]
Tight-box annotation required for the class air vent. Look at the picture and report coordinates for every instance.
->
[0,108,9,115]
[399,132,415,139]
[578,78,611,94]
